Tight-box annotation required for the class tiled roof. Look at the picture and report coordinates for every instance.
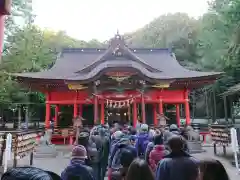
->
[14,34,222,82]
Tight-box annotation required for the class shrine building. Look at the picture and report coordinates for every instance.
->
[13,34,221,128]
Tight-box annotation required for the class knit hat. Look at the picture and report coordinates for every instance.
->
[71,145,87,159]
[113,130,124,139]
[169,124,178,131]
[140,124,149,131]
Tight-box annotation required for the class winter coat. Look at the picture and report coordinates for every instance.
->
[135,133,149,156]
[85,140,100,166]
[155,151,198,180]
[149,145,168,171]
[111,167,128,180]
[145,142,154,164]
[61,159,95,180]
[110,139,136,170]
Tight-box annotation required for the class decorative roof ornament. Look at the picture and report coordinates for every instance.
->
[109,31,125,48]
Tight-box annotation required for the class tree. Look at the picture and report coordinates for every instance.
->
[127,13,200,67]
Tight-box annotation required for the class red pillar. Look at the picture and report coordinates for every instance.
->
[159,99,163,115]
[176,104,180,127]
[141,93,146,123]
[153,104,157,126]
[78,104,83,117]
[45,93,50,128]
[73,103,78,118]
[54,105,59,127]
[101,101,104,124]
[133,101,137,128]
[74,91,78,118]
[94,96,98,124]
[184,89,191,125]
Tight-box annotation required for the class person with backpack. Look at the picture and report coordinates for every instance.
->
[111,148,137,180]
[108,136,136,180]
[111,137,136,170]
[135,124,150,157]
[149,134,169,172]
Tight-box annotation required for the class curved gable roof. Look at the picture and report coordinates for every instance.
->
[13,34,222,82]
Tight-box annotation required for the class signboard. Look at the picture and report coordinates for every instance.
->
[106,71,136,82]
[152,83,170,88]
[67,84,87,90]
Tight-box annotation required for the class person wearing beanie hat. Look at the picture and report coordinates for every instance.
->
[112,130,124,140]
[71,145,88,159]
[61,145,95,180]
[135,123,150,157]
[140,124,149,132]
[149,134,168,172]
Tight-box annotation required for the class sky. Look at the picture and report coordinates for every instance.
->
[33,0,209,41]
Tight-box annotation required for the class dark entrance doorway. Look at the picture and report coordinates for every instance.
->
[107,108,129,126]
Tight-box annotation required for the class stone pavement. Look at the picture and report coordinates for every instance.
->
[195,147,239,180]
[2,146,239,180]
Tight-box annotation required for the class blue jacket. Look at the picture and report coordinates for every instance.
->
[135,133,149,156]
[61,159,95,180]
[109,138,136,169]
[155,151,198,180]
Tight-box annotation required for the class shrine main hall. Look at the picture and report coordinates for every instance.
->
[14,34,221,128]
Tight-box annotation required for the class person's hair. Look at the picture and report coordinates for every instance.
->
[168,135,184,151]
[130,128,137,135]
[126,158,154,180]
[199,159,230,180]
[153,134,163,145]
[120,149,137,167]
[1,167,61,180]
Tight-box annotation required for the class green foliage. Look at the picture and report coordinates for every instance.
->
[2,0,240,119]
[0,1,103,107]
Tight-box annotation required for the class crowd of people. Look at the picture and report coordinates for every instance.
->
[1,123,231,180]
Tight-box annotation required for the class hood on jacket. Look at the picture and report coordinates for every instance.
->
[117,138,130,147]
[171,131,180,135]
[154,144,165,151]
[138,132,149,138]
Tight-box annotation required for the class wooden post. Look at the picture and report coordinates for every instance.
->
[141,92,146,123]
[79,104,83,117]
[74,91,78,118]
[176,104,180,127]
[159,99,163,115]
[0,133,6,166]
[153,104,157,126]
[94,83,99,124]
[18,106,21,129]
[30,151,33,166]
[54,105,59,127]
[223,96,228,123]
[184,89,191,125]
[133,101,137,128]
[73,103,78,118]
[101,100,104,124]
[45,93,50,128]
